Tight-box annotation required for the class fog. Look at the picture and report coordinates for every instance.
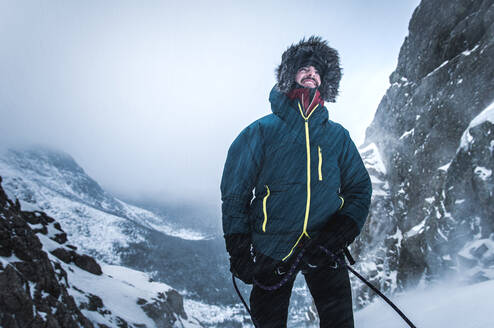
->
[0,0,419,211]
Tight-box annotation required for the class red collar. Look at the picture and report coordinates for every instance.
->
[286,88,324,116]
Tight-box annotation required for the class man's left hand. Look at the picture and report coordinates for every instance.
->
[316,214,359,252]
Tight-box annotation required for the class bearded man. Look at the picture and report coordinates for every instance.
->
[221,36,372,328]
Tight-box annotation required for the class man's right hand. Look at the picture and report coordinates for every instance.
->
[229,255,255,284]
[225,233,255,284]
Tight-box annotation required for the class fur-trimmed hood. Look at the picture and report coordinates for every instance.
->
[275,36,342,103]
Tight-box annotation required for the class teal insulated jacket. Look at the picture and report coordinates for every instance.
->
[221,86,372,261]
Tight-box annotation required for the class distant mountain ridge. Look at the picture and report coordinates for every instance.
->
[0,145,244,311]
[0,176,208,328]
[0,147,254,326]
[0,146,206,262]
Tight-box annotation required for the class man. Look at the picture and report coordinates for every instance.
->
[221,36,372,327]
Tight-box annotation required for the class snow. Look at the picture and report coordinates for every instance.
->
[437,228,448,241]
[438,162,451,171]
[45,249,200,328]
[461,44,480,56]
[370,175,383,184]
[37,233,66,253]
[183,300,247,326]
[37,311,48,320]
[0,149,208,246]
[0,150,210,263]
[399,128,414,140]
[360,143,387,175]
[474,166,492,180]
[66,263,161,327]
[369,176,388,197]
[360,261,378,273]
[405,219,426,238]
[355,279,494,328]
[60,259,223,327]
[390,227,403,245]
[27,222,44,230]
[460,100,494,150]
[458,238,494,260]
[115,198,206,241]
[469,101,494,127]
[425,60,449,78]
[425,196,434,203]
[5,216,237,328]
[0,254,23,268]
[103,264,172,296]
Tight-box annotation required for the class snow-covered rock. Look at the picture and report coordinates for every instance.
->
[353,0,494,308]
[0,147,236,318]
[0,176,246,327]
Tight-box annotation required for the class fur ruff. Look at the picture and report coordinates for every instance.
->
[275,36,342,103]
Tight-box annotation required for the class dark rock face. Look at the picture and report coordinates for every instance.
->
[139,290,188,327]
[1,175,197,327]
[353,0,494,307]
[50,248,103,275]
[0,176,94,328]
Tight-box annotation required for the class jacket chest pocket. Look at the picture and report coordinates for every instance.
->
[262,185,270,232]
[316,145,341,187]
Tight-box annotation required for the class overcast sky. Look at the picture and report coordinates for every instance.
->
[0,0,420,211]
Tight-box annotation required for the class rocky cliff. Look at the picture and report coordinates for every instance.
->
[0,176,199,328]
[0,175,94,327]
[353,0,494,307]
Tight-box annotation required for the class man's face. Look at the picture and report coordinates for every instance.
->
[295,66,321,89]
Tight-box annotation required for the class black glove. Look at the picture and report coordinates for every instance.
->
[304,215,359,268]
[319,214,359,252]
[225,233,255,284]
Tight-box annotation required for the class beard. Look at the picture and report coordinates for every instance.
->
[299,77,319,88]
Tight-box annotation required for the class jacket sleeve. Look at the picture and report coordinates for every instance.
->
[337,129,372,231]
[221,122,263,236]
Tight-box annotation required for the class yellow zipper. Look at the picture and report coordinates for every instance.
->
[262,185,270,232]
[282,101,319,261]
[318,146,323,181]
[338,195,345,210]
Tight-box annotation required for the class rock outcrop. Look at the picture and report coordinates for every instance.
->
[0,175,94,327]
[353,0,494,307]
[0,176,196,327]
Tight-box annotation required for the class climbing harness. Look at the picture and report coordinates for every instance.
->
[252,246,307,291]
[232,247,418,328]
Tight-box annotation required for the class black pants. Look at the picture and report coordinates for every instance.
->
[250,262,354,328]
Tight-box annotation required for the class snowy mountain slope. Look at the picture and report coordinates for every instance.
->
[0,147,207,262]
[0,147,205,245]
[354,279,494,328]
[0,146,239,308]
[0,176,245,327]
[39,235,200,328]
